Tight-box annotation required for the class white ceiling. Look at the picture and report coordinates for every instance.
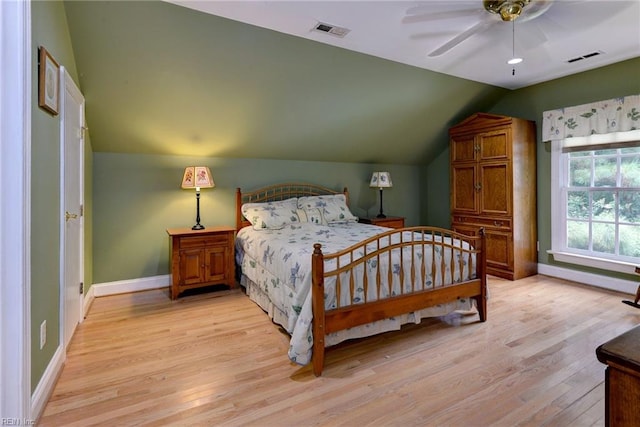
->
[170,0,640,89]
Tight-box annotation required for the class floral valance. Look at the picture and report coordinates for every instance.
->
[542,94,640,142]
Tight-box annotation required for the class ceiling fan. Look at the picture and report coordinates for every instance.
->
[403,0,554,57]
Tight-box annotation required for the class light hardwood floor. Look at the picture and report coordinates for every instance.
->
[39,275,640,426]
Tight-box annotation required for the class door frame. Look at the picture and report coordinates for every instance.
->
[0,0,31,419]
[59,66,85,350]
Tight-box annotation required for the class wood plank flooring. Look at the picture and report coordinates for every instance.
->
[38,275,640,426]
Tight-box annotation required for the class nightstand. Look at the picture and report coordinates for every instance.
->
[166,226,235,299]
[359,216,405,229]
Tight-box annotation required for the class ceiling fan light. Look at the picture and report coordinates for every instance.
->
[500,4,523,21]
[507,57,523,65]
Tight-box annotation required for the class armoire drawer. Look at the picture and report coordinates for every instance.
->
[452,215,512,230]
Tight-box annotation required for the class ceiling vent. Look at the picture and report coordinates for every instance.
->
[312,22,350,38]
[567,51,603,64]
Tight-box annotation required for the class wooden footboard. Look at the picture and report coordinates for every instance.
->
[311,226,486,376]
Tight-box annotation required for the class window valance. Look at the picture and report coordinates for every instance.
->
[542,94,640,142]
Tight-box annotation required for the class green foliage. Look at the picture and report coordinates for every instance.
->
[567,191,588,219]
[620,224,640,257]
[567,221,589,250]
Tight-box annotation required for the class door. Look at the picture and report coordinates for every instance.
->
[205,245,228,282]
[451,135,477,162]
[61,67,84,349]
[478,129,510,161]
[179,248,206,286]
[451,163,478,214]
[484,229,513,272]
[479,162,511,216]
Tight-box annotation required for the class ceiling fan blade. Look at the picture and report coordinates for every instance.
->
[428,19,496,57]
[518,0,555,22]
[516,25,548,51]
[402,8,481,24]
[410,30,459,41]
[405,2,473,16]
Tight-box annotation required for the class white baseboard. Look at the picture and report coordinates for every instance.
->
[31,345,64,421]
[91,274,170,297]
[83,284,95,317]
[538,263,638,295]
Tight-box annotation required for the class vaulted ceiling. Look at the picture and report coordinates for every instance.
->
[63,1,639,165]
[173,0,640,90]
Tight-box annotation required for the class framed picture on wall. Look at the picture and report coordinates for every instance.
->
[38,46,60,115]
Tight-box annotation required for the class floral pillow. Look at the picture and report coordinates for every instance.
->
[298,194,358,224]
[241,197,299,230]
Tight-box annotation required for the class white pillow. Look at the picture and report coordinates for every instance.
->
[298,194,358,224]
[241,198,299,230]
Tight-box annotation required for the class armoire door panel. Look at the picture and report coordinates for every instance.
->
[479,163,511,216]
[451,136,477,162]
[451,164,478,214]
[485,230,513,271]
[479,130,510,160]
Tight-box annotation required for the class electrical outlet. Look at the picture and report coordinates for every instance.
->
[40,320,46,349]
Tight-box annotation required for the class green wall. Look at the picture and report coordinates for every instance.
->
[92,153,420,283]
[31,0,93,392]
[63,0,507,166]
[424,57,640,281]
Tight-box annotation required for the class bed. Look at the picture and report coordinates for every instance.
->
[235,182,487,376]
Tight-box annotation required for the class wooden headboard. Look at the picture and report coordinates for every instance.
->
[235,183,349,231]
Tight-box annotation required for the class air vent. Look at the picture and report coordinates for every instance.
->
[312,22,350,38]
[567,51,603,63]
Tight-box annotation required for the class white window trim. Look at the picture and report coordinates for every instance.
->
[548,129,640,275]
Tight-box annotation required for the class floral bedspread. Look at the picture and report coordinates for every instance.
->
[235,222,476,366]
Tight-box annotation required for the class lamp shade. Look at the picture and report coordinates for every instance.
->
[181,166,214,190]
[369,172,392,188]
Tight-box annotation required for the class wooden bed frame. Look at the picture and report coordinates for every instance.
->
[236,183,487,376]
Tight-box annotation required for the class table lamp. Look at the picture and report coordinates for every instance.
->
[181,166,214,230]
[369,171,392,218]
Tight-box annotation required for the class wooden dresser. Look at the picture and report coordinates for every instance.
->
[449,113,537,280]
[166,226,235,299]
[596,325,640,426]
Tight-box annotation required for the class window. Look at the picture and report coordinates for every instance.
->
[550,130,640,272]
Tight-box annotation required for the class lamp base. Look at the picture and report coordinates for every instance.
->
[191,224,205,230]
[376,213,387,218]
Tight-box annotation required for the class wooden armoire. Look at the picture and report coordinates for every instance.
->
[449,113,537,280]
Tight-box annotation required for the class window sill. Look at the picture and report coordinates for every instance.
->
[547,250,638,275]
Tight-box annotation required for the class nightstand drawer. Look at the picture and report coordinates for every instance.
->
[180,234,230,248]
[359,216,405,229]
